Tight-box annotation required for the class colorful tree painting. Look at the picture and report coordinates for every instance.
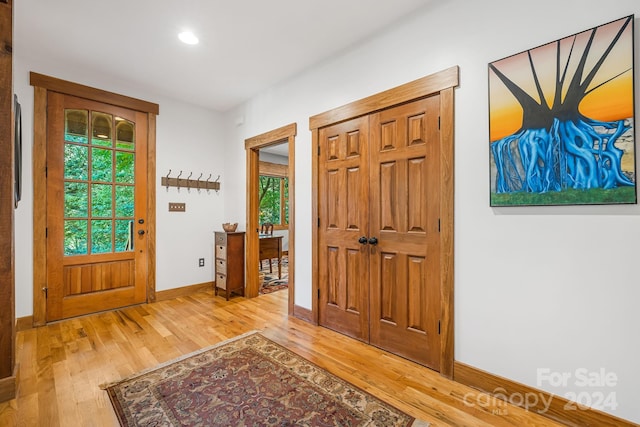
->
[489,15,636,206]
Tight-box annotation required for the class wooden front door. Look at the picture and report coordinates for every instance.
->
[318,96,442,370]
[45,93,148,321]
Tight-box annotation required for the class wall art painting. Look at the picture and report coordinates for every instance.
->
[489,15,636,206]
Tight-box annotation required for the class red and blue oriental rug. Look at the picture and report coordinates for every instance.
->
[259,256,288,295]
[103,331,429,426]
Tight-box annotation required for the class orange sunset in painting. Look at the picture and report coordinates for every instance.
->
[490,17,634,141]
[488,15,636,206]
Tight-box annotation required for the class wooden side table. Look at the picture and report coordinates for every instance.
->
[214,231,245,300]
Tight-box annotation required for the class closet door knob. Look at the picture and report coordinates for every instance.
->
[358,236,368,245]
[368,237,378,245]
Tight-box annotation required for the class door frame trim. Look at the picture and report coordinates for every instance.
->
[309,66,459,378]
[30,72,159,326]
[244,123,296,314]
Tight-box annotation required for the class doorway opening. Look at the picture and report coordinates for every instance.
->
[257,142,290,296]
[245,123,296,315]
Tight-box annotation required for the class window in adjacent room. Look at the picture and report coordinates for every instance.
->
[258,174,288,227]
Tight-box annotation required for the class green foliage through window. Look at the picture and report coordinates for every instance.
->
[63,109,136,256]
[259,175,288,226]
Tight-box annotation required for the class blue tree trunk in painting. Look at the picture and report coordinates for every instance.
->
[490,16,634,196]
[492,118,633,193]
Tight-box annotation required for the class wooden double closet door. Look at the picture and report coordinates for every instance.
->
[318,95,442,371]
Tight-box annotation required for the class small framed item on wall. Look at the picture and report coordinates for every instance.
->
[488,15,636,206]
[14,94,21,208]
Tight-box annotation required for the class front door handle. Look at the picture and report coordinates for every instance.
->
[368,237,378,245]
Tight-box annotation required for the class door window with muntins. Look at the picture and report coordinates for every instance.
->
[63,109,136,255]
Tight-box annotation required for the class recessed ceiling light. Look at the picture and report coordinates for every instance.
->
[178,31,199,45]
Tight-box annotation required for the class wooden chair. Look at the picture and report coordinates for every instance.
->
[261,222,273,235]
[260,223,274,272]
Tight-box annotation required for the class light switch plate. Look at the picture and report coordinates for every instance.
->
[169,202,186,212]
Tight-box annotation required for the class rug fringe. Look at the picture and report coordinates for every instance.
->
[99,329,263,390]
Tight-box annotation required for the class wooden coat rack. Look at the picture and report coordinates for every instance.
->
[161,170,221,192]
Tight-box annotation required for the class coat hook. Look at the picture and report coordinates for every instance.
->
[186,172,193,191]
[177,170,183,189]
[215,175,220,182]
[204,174,212,193]
[165,169,172,189]
[197,173,204,191]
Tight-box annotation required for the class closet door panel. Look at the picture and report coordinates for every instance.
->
[318,116,370,341]
[369,95,442,370]
[379,161,399,231]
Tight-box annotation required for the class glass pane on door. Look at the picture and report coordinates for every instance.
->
[63,109,136,256]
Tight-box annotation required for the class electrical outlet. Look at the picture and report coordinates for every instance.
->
[169,202,186,212]
[198,258,205,267]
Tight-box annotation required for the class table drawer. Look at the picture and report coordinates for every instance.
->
[215,244,227,259]
[215,233,227,245]
[216,259,227,274]
[216,274,226,290]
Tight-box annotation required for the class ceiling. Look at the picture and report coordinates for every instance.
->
[16,0,433,113]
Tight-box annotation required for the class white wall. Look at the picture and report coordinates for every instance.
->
[13,0,640,422]
[154,101,227,291]
[13,54,228,314]
[223,0,640,422]
[259,151,288,165]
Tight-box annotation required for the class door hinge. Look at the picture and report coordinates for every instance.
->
[317,288,320,299]
[42,287,48,299]
[45,166,48,178]
[438,219,441,232]
[438,320,441,335]
[46,227,48,238]
[317,146,320,156]
[317,217,320,227]
[438,116,441,130]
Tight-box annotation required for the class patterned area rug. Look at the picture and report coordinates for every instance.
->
[259,256,288,295]
[104,331,429,426]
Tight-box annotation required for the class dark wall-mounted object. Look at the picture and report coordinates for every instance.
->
[14,94,21,208]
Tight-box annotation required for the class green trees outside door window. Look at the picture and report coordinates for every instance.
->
[63,109,136,255]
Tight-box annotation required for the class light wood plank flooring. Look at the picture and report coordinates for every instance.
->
[0,289,564,426]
